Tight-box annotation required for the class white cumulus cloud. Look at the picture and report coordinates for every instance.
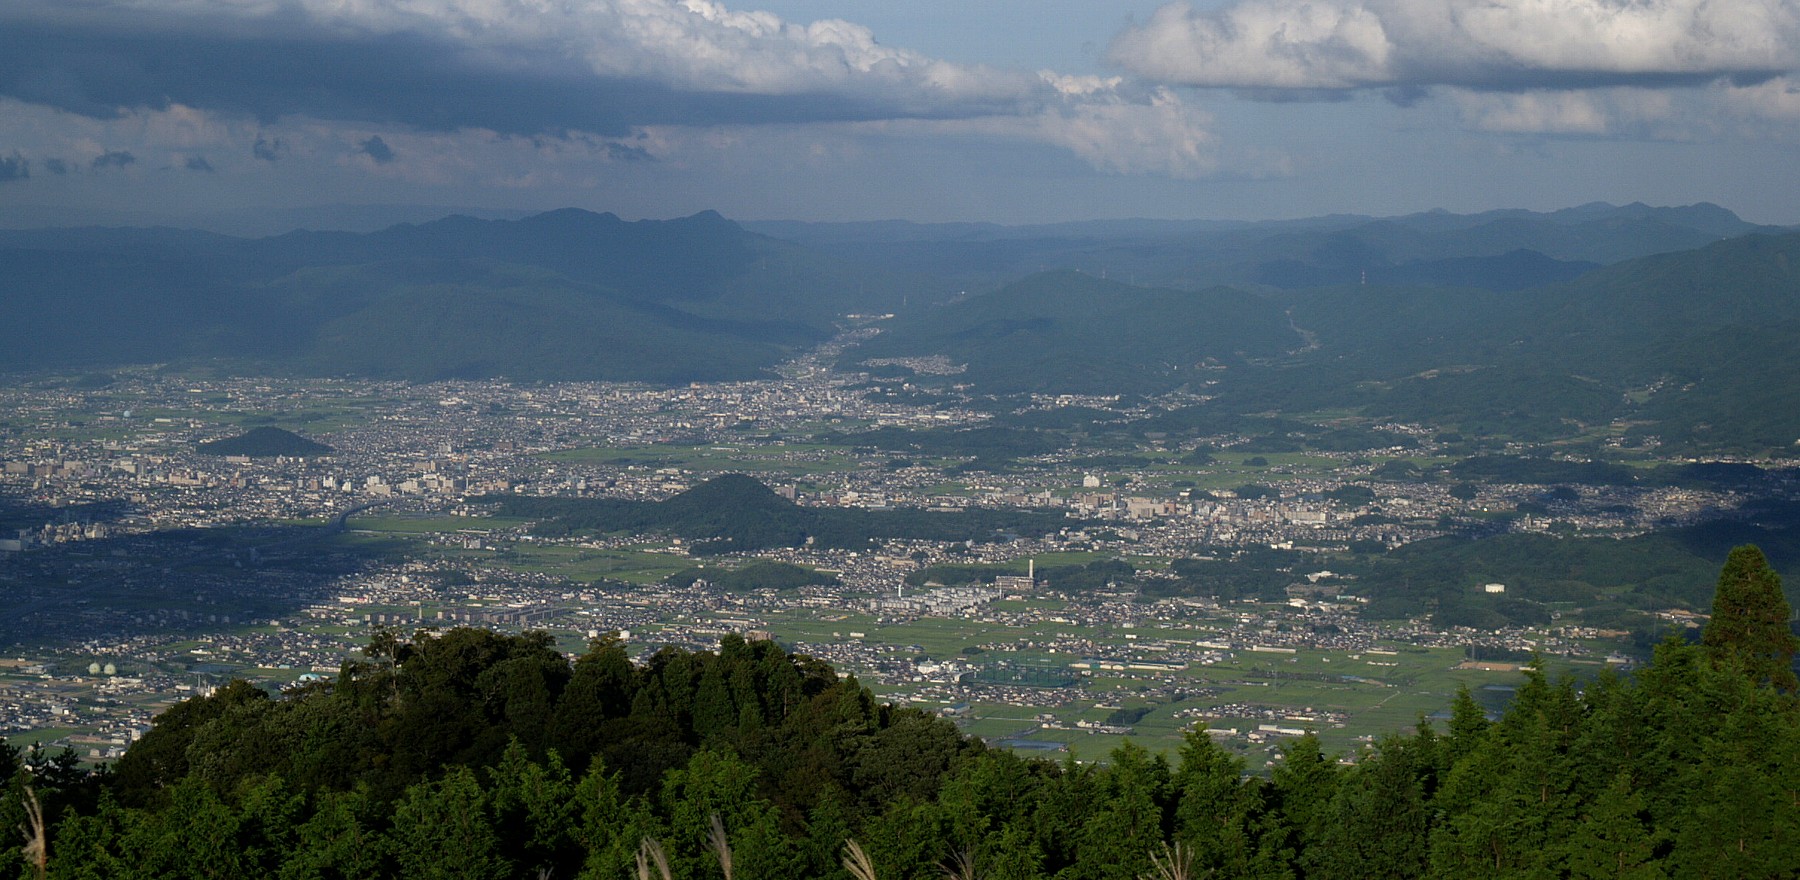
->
[1110,0,1800,92]
[1029,87,1218,178]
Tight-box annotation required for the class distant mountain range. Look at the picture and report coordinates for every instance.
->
[863,229,1800,451]
[748,201,1786,292]
[0,209,916,382]
[5,201,1798,451]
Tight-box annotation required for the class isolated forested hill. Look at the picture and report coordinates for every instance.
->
[196,426,333,457]
[484,473,1073,554]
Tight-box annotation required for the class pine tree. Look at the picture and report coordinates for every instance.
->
[801,790,856,880]
[1265,732,1339,878]
[1701,545,1799,690]
[1072,742,1170,880]
[1669,670,1795,879]
[571,758,660,880]
[486,740,578,875]
[389,766,509,880]
[1312,736,1428,880]
[1445,685,1491,764]
[1565,772,1665,880]
[1171,726,1251,872]
[276,789,386,880]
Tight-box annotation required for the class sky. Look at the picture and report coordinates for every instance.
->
[2,0,1798,232]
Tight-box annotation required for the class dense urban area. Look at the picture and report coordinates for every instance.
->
[0,330,1780,766]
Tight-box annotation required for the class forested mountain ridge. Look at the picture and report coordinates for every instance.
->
[851,271,1299,395]
[748,201,1784,292]
[0,210,919,383]
[9,205,1800,449]
[867,231,1800,451]
[4,547,1796,879]
[1336,231,1800,448]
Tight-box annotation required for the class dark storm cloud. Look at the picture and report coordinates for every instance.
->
[0,5,1038,137]
[91,150,135,169]
[43,158,66,175]
[0,154,26,182]
[359,136,395,164]
[0,16,620,134]
[0,2,1220,184]
[185,156,215,172]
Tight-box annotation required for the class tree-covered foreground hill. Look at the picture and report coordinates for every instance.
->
[4,547,1798,879]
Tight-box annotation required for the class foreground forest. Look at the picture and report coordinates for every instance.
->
[3,547,1797,880]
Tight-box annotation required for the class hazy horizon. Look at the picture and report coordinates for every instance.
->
[0,198,1791,240]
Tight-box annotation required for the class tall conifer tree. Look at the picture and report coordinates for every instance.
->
[1701,545,1799,690]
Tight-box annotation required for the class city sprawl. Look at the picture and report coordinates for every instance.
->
[0,333,1777,764]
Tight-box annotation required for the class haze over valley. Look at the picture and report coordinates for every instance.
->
[5,198,1800,765]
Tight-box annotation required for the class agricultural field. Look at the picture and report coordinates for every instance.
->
[756,605,1589,763]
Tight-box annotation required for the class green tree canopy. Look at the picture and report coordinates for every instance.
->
[1701,544,1799,690]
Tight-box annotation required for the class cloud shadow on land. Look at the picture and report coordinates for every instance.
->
[0,488,399,651]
